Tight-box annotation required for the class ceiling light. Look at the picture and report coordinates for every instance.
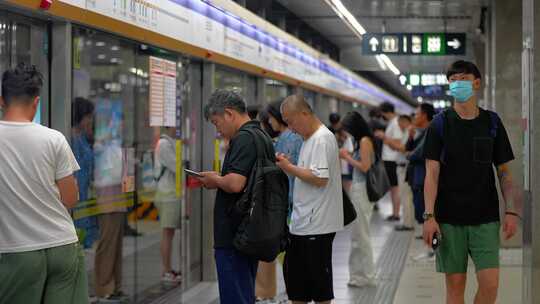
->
[375,55,387,71]
[379,54,400,75]
[110,58,119,63]
[406,85,412,91]
[325,0,366,36]
[96,41,105,47]
[417,97,423,103]
[111,46,120,51]
[98,54,106,60]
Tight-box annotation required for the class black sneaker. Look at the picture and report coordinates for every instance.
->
[394,225,414,231]
[385,215,400,222]
[124,226,142,237]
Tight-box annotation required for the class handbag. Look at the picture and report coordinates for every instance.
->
[366,153,391,202]
[342,187,357,226]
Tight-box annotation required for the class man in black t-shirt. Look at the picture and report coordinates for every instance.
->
[199,90,260,304]
[423,61,519,304]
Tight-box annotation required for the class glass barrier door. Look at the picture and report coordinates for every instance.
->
[0,13,49,125]
[72,27,196,303]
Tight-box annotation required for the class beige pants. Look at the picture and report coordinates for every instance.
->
[255,260,277,299]
[95,212,125,297]
[398,166,414,228]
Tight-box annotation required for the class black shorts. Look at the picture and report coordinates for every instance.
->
[283,233,336,302]
[384,161,399,187]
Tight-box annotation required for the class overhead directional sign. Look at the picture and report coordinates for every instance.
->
[362,33,466,55]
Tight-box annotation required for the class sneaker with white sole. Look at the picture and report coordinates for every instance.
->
[161,271,182,285]
[412,251,436,262]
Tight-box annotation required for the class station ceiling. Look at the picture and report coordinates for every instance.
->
[276,0,488,105]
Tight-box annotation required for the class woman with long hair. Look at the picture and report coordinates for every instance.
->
[339,111,377,287]
[255,100,303,303]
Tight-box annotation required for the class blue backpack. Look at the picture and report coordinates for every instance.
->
[431,109,500,164]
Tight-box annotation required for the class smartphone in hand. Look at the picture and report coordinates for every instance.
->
[184,168,203,178]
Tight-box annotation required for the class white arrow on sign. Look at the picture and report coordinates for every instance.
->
[447,38,461,49]
[369,37,379,52]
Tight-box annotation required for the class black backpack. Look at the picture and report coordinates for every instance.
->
[232,127,290,262]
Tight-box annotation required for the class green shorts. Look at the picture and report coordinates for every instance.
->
[155,200,182,229]
[0,242,89,304]
[436,222,500,274]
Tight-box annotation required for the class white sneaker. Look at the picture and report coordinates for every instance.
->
[347,278,376,288]
[412,251,436,262]
[161,271,182,284]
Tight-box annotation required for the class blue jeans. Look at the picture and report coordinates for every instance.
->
[413,187,425,224]
[214,248,258,304]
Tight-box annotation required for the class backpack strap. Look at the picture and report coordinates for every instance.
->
[487,110,500,138]
[240,127,275,161]
[431,110,449,164]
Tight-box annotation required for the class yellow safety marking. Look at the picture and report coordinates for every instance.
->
[214,138,221,172]
[73,199,134,220]
[73,190,157,220]
[176,139,183,198]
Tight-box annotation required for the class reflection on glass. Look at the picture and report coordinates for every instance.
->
[215,67,245,94]
[265,78,288,104]
[72,97,98,249]
[72,28,133,301]
[72,28,189,302]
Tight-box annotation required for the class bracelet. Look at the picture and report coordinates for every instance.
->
[505,211,521,219]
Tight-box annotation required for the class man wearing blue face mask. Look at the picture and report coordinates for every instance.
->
[422,60,520,304]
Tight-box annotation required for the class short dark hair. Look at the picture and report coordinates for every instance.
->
[204,89,247,120]
[247,105,261,120]
[399,115,412,122]
[329,113,341,125]
[379,102,395,114]
[73,97,95,126]
[419,103,435,121]
[1,63,43,106]
[446,60,482,80]
[369,108,381,118]
[265,99,287,127]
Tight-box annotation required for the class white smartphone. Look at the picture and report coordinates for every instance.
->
[184,168,203,178]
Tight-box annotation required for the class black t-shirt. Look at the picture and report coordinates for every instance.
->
[213,121,258,248]
[423,108,514,225]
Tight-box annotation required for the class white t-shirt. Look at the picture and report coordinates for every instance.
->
[291,125,344,235]
[341,135,354,175]
[397,128,410,164]
[382,117,404,162]
[0,121,80,253]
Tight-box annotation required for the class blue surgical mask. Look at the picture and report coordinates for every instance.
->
[449,80,474,103]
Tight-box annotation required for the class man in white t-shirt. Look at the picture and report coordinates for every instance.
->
[276,95,343,304]
[0,63,88,303]
[375,102,404,221]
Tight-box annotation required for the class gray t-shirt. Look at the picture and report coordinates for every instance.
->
[0,121,80,253]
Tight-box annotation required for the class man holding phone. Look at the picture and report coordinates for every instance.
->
[423,60,519,304]
[197,89,268,304]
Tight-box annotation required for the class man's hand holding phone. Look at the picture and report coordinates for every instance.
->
[423,217,441,249]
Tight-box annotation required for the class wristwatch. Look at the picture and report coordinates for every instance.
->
[423,212,435,221]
